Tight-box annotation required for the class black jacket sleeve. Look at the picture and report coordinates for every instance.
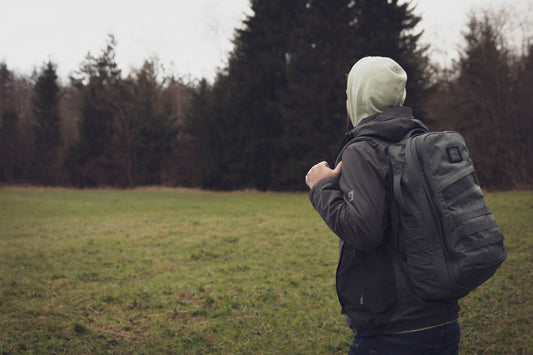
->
[309,141,389,251]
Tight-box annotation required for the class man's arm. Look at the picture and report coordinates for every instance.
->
[308,142,388,251]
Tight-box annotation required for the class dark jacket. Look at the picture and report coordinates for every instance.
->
[309,107,459,336]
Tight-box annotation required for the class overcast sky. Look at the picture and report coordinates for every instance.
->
[1,0,531,83]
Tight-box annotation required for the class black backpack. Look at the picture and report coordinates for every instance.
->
[338,129,507,301]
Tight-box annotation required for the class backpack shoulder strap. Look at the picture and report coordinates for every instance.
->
[334,127,426,260]
[334,127,426,165]
[334,135,391,166]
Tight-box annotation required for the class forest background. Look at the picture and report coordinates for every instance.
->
[1,0,532,191]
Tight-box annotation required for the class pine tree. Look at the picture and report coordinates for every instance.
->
[186,79,216,188]
[452,13,514,188]
[187,0,427,190]
[116,60,180,186]
[159,78,195,187]
[32,61,61,185]
[275,0,427,189]
[0,63,27,182]
[0,63,13,113]
[350,0,427,116]
[506,43,533,188]
[188,74,246,190]
[194,0,302,190]
[66,35,122,186]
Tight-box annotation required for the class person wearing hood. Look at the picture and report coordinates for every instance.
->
[305,57,461,354]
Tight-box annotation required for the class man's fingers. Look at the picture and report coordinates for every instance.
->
[332,161,342,177]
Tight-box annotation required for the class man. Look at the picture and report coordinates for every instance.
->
[305,57,460,354]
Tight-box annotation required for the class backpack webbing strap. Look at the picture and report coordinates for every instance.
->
[458,220,499,238]
[453,206,491,224]
[393,172,409,213]
[463,233,504,249]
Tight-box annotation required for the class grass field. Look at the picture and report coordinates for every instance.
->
[0,188,531,354]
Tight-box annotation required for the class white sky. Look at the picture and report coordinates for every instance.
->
[1,0,531,83]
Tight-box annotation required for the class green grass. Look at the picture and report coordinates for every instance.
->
[0,188,531,354]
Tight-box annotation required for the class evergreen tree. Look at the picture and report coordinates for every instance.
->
[192,0,302,190]
[425,9,533,189]
[350,0,427,116]
[0,63,27,182]
[66,35,122,186]
[32,61,61,185]
[507,42,533,188]
[187,0,427,190]
[235,0,304,190]
[116,60,180,186]
[451,13,514,188]
[0,63,13,113]
[0,110,23,182]
[188,75,246,190]
[186,79,215,188]
[276,0,426,189]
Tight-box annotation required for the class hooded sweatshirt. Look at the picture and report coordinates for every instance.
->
[309,58,459,336]
[347,56,407,127]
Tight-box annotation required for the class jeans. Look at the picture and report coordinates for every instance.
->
[348,321,460,355]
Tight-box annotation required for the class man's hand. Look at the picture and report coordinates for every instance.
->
[305,161,342,189]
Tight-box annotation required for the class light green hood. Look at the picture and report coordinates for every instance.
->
[347,57,407,127]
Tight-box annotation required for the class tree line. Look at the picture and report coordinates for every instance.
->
[1,0,532,191]
[0,36,194,187]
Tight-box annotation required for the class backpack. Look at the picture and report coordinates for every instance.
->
[338,129,507,301]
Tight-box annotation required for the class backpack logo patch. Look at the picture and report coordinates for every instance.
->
[447,146,463,163]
